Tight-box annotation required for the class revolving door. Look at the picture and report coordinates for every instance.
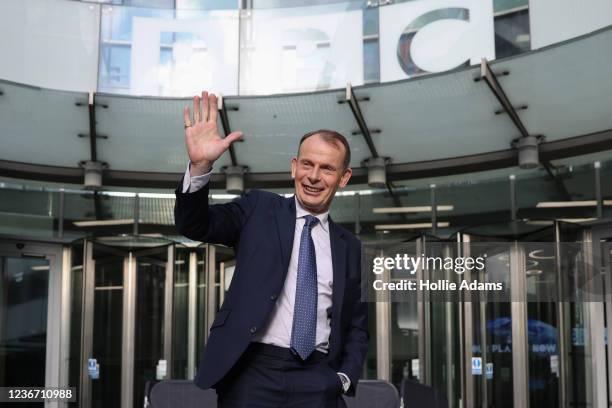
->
[72,238,234,408]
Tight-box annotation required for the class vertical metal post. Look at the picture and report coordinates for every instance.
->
[58,189,65,239]
[594,162,603,219]
[509,175,517,221]
[375,245,391,381]
[554,222,568,408]
[121,254,136,408]
[443,245,455,407]
[59,246,72,407]
[80,241,95,408]
[206,245,217,337]
[479,287,488,408]
[417,238,429,384]
[163,245,174,377]
[510,242,529,408]
[461,234,474,408]
[133,194,140,236]
[187,251,198,379]
[583,230,606,407]
[355,193,361,235]
[430,185,437,236]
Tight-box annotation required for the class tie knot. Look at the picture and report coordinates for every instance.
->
[303,215,319,228]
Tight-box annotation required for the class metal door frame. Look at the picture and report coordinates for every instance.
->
[589,222,612,407]
[0,240,66,408]
[459,234,530,408]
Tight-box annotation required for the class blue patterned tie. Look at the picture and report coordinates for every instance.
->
[290,214,319,360]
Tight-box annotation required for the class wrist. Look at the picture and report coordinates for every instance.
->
[190,161,212,177]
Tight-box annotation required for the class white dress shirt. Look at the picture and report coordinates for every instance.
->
[182,164,350,391]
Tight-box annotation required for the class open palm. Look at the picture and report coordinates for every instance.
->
[183,91,243,175]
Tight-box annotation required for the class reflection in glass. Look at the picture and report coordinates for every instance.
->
[134,249,167,408]
[0,256,49,408]
[69,243,84,408]
[99,5,239,96]
[172,248,190,379]
[91,252,123,408]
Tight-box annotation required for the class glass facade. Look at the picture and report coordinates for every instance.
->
[94,0,532,96]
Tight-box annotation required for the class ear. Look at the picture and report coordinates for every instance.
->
[291,157,297,179]
[338,167,352,188]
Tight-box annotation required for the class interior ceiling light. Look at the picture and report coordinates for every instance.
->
[374,222,450,230]
[373,205,454,213]
[73,219,134,227]
[536,200,612,208]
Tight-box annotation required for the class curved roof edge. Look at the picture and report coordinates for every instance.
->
[2,128,610,189]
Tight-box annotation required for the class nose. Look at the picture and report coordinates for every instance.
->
[308,166,321,183]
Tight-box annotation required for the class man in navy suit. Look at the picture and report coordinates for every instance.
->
[175,91,368,407]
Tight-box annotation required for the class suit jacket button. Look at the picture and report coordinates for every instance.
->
[270,294,278,301]
[250,326,257,334]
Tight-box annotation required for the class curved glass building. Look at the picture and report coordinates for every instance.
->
[0,1,611,407]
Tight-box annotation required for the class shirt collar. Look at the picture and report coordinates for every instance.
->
[294,196,329,233]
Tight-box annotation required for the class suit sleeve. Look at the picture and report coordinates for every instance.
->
[174,179,258,247]
[339,241,369,396]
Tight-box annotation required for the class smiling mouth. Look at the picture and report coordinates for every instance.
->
[303,185,323,194]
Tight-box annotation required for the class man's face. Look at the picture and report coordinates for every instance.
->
[291,134,352,214]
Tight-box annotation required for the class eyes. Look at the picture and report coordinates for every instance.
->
[300,160,336,175]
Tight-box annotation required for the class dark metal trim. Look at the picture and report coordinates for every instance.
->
[509,175,517,221]
[345,83,379,157]
[430,184,437,235]
[87,93,98,161]
[542,161,571,200]
[1,129,611,189]
[595,163,603,219]
[219,97,239,166]
[480,59,529,138]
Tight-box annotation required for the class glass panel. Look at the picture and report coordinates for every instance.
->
[558,223,593,407]
[494,8,530,59]
[0,188,59,239]
[98,5,239,97]
[0,255,49,407]
[465,237,514,408]
[0,0,99,91]
[133,247,168,408]
[91,247,124,408]
[427,240,461,406]
[391,301,419,387]
[196,246,207,363]
[239,2,364,95]
[388,241,420,389]
[172,247,190,379]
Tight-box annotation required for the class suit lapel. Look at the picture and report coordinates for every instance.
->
[329,218,347,337]
[275,195,296,274]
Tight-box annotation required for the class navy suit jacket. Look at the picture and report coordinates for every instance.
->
[174,183,369,395]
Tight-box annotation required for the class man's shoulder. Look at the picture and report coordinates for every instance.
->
[246,189,287,203]
[332,222,361,249]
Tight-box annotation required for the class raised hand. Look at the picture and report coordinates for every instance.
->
[183,91,243,177]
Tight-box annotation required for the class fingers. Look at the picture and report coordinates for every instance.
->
[202,91,209,122]
[183,106,192,127]
[223,131,243,148]
[209,93,218,124]
[193,96,201,123]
